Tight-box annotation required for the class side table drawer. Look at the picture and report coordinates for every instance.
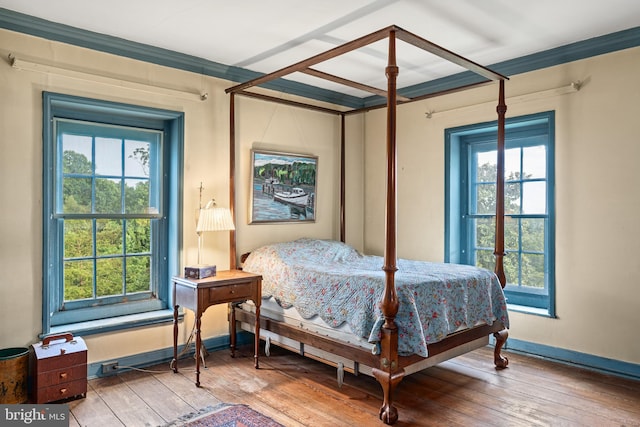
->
[207,283,253,302]
[34,378,87,404]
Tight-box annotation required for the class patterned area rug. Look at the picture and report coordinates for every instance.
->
[163,403,284,427]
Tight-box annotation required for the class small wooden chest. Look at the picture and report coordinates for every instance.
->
[31,333,87,404]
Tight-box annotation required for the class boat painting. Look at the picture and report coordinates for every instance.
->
[250,149,317,223]
[273,187,308,207]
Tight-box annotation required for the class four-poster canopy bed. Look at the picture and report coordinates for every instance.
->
[224,25,509,425]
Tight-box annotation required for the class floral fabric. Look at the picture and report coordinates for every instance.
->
[242,238,509,357]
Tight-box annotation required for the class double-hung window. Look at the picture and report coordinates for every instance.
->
[445,111,555,315]
[43,92,183,333]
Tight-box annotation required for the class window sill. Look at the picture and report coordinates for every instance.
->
[507,303,555,318]
[48,308,181,337]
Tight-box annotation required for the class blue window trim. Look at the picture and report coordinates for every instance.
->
[445,111,555,317]
[42,92,184,334]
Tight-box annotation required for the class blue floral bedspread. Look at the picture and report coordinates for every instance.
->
[242,238,509,357]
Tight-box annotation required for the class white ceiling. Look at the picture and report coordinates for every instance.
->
[1,0,639,98]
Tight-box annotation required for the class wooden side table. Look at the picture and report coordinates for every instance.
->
[171,270,262,387]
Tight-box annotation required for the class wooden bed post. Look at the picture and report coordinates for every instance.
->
[372,28,404,426]
[340,113,346,243]
[494,80,507,288]
[229,92,237,270]
[493,80,510,369]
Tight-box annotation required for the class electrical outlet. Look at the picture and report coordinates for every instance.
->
[101,361,119,375]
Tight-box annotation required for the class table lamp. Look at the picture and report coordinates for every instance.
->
[185,199,235,279]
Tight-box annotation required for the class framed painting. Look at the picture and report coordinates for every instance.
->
[250,149,317,223]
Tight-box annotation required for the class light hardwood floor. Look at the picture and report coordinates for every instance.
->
[67,344,640,426]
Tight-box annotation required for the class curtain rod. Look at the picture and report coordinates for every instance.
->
[9,54,207,102]
[424,81,582,119]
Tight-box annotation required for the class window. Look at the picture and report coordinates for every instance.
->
[445,112,555,315]
[43,92,183,333]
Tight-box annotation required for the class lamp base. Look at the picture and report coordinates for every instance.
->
[184,264,216,279]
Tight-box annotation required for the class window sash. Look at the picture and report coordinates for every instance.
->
[54,119,163,218]
[52,121,163,318]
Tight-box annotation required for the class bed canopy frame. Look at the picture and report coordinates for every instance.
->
[225,25,509,425]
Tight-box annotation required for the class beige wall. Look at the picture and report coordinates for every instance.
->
[363,46,640,365]
[1,27,638,366]
[0,29,350,363]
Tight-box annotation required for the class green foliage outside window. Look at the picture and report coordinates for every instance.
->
[61,142,154,302]
[473,159,545,289]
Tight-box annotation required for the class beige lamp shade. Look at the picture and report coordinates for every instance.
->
[196,200,235,233]
[191,199,235,270]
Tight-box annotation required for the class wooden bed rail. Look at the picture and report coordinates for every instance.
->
[232,305,508,373]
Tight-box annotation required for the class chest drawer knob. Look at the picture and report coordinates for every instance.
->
[60,372,68,379]
[60,388,68,395]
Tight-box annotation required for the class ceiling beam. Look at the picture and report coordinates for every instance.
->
[235,90,344,115]
[395,26,508,81]
[301,68,412,102]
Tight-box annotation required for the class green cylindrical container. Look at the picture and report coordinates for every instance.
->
[0,347,29,404]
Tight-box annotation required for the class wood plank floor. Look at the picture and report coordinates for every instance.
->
[68,345,640,426]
